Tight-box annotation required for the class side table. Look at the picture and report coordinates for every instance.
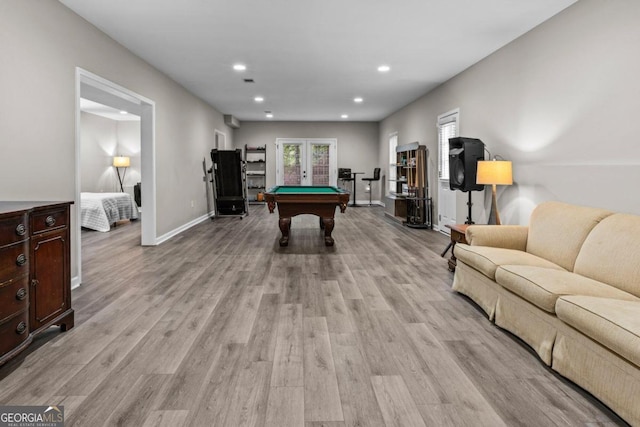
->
[442,224,469,272]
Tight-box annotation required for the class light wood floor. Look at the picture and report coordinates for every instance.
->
[0,205,626,426]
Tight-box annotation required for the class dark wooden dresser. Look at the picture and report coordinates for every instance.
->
[0,201,74,366]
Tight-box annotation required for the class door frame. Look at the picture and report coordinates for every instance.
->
[214,129,227,149]
[74,68,157,288]
[275,138,337,186]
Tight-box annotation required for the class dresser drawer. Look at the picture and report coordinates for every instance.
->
[0,277,28,324]
[31,208,68,234]
[0,241,29,284]
[0,212,28,247]
[0,310,29,357]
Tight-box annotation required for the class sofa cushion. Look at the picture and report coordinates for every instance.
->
[496,266,640,313]
[526,201,613,272]
[574,213,640,298]
[454,244,564,280]
[556,296,640,368]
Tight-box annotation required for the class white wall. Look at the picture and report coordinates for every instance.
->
[380,0,640,226]
[234,121,380,203]
[80,112,141,194]
[116,120,142,193]
[80,112,118,193]
[0,1,234,279]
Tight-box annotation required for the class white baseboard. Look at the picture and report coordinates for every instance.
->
[353,199,384,206]
[156,213,212,245]
[71,275,81,290]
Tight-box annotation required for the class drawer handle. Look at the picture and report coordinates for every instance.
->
[16,322,27,335]
[15,223,26,236]
[45,216,56,227]
[16,288,27,301]
[16,254,27,267]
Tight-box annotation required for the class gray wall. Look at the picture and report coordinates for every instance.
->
[80,112,141,194]
[234,121,380,202]
[380,0,640,225]
[0,1,234,279]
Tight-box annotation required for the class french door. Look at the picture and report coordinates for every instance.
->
[275,138,337,186]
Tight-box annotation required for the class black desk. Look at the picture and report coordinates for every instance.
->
[350,172,364,206]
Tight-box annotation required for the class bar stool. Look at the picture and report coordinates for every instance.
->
[361,168,381,206]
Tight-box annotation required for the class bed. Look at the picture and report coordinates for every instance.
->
[81,192,139,232]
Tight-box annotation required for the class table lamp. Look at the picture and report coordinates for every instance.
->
[476,159,512,225]
[113,156,130,192]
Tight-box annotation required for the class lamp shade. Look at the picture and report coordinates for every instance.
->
[113,156,130,168]
[476,160,513,186]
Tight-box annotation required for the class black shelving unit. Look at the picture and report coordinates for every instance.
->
[245,144,267,205]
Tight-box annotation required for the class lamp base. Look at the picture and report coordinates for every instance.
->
[487,184,501,225]
[116,167,127,193]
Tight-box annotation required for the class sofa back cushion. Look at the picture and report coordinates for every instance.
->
[574,213,640,297]
[526,201,613,271]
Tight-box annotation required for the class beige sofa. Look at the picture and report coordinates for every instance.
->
[452,201,640,426]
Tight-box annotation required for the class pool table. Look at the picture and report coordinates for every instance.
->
[265,185,350,246]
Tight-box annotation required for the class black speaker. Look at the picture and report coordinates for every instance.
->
[448,137,485,192]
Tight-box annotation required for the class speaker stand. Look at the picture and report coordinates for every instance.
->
[465,191,475,225]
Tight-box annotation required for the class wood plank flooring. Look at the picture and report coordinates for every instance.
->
[0,206,627,426]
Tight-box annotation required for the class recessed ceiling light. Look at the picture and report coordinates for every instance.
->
[341,114,349,119]
[377,65,390,72]
[119,110,128,115]
[254,96,264,103]
[353,97,363,103]
[233,64,247,71]
[266,113,274,119]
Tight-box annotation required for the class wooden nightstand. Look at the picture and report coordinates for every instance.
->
[443,224,469,272]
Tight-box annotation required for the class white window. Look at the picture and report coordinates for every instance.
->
[437,110,459,179]
[388,132,398,194]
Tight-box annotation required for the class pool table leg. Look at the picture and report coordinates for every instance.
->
[322,217,335,246]
[279,217,291,246]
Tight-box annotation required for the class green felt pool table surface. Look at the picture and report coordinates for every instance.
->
[266,185,346,194]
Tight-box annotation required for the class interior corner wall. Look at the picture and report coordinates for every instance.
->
[0,1,234,279]
[379,0,640,226]
[116,120,142,194]
[80,113,142,194]
[234,121,379,201]
[80,112,120,193]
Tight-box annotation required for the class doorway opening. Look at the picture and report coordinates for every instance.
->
[74,68,157,287]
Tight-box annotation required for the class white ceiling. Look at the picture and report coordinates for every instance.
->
[61,0,576,122]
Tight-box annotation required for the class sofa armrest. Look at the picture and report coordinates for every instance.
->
[466,225,529,251]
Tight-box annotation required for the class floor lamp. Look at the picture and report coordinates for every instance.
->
[476,159,512,225]
[113,156,130,192]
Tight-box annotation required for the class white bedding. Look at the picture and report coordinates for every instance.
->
[81,192,139,232]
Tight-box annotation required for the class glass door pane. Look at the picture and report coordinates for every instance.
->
[282,142,304,185]
[310,143,330,185]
